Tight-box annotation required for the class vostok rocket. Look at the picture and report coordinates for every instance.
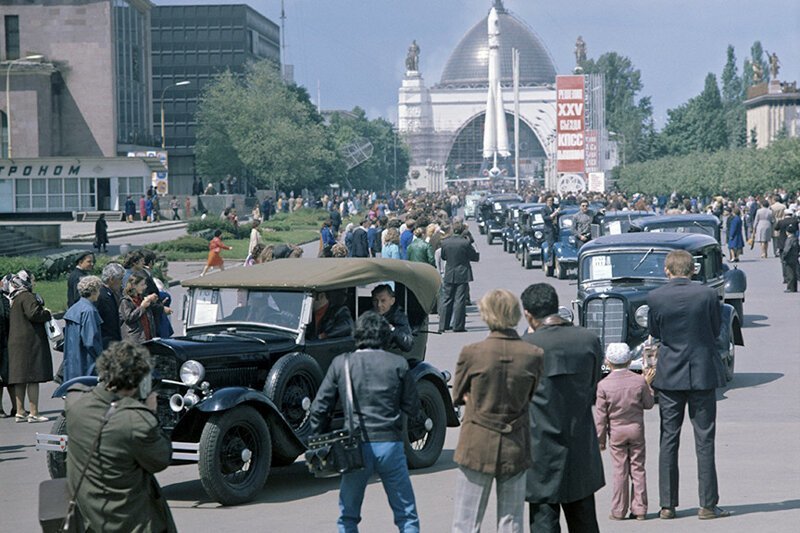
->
[482,6,510,178]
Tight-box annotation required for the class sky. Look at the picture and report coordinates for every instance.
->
[163,0,799,127]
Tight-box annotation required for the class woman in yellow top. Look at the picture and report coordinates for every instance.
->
[201,230,232,276]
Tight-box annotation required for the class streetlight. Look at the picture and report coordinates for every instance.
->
[160,80,190,149]
[608,130,625,167]
[5,54,44,158]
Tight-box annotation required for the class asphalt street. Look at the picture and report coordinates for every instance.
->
[1,220,799,532]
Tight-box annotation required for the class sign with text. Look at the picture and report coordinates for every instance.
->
[556,75,585,173]
[588,171,606,193]
[584,130,599,172]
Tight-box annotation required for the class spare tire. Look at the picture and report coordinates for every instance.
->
[264,353,324,452]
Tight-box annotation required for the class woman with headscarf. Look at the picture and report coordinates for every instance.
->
[7,270,52,423]
[727,206,745,262]
[119,273,158,344]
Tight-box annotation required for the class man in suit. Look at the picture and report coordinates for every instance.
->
[647,249,728,520]
[438,222,479,333]
[350,218,371,258]
[520,283,604,532]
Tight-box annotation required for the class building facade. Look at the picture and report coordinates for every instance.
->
[0,0,160,213]
[745,80,800,149]
[151,3,280,195]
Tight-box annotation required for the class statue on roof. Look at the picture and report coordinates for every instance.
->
[405,40,420,72]
[575,36,587,65]
[767,51,780,79]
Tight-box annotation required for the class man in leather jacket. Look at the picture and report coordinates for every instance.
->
[308,290,354,339]
[371,284,414,352]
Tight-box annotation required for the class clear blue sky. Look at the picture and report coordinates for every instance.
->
[163,0,799,127]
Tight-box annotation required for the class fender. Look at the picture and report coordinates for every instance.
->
[408,361,460,427]
[52,376,99,398]
[720,303,744,346]
[196,386,306,455]
[723,267,747,299]
[541,241,552,262]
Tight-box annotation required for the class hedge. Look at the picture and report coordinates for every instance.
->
[617,138,800,197]
[0,251,116,281]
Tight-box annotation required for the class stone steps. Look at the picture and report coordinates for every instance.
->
[0,228,49,256]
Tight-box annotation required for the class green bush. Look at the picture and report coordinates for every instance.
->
[0,250,116,281]
[186,216,251,238]
[151,236,210,253]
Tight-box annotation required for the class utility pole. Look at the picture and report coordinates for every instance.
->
[512,48,520,192]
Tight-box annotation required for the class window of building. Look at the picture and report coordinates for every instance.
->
[4,16,20,61]
[1,111,7,158]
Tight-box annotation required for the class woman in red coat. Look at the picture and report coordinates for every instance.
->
[201,230,232,276]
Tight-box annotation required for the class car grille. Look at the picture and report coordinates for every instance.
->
[153,354,180,431]
[585,298,625,348]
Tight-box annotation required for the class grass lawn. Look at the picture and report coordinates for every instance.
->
[36,280,68,315]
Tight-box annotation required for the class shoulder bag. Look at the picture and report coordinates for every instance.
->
[38,402,118,533]
[305,355,365,478]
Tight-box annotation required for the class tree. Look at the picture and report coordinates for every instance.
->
[327,108,410,192]
[195,61,339,191]
[721,45,747,148]
[658,73,728,156]
[579,52,654,163]
[743,40,769,91]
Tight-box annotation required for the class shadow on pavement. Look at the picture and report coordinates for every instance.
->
[684,499,800,517]
[718,372,783,400]
[163,449,457,507]
[743,314,769,328]
[0,444,34,453]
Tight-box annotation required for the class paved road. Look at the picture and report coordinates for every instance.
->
[1,221,799,532]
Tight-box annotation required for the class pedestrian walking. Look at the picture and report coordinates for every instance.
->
[248,219,264,260]
[94,213,109,253]
[595,343,655,521]
[319,219,337,258]
[770,195,787,257]
[350,219,371,258]
[170,195,180,220]
[139,195,146,222]
[0,278,13,417]
[727,206,745,262]
[776,211,799,292]
[145,196,154,223]
[521,282,604,532]
[7,270,52,423]
[451,289,544,533]
[406,228,435,267]
[438,222,479,333]
[308,311,427,533]
[152,195,161,222]
[382,228,401,259]
[399,219,414,260]
[62,276,104,382]
[65,341,177,533]
[753,199,775,258]
[124,195,136,223]
[647,250,729,520]
[200,230,232,276]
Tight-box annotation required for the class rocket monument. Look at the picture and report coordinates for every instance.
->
[481,6,510,178]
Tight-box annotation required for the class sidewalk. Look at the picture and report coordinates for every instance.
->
[61,219,187,242]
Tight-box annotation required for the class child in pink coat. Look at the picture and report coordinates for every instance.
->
[596,343,655,520]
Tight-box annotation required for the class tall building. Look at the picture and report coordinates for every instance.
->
[151,4,280,194]
[0,0,162,213]
[745,79,800,148]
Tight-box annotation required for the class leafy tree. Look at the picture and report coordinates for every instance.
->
[195,61,338,191]
[326,107,410,192]
[743,40,770,91]
[579,52,654,163]
[721,45,747,148]
[659,73,728,156]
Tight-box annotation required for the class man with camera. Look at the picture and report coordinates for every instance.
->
[65,341,176,532]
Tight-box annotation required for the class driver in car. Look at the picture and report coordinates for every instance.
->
[309,290,354,339]
[371,284,413,352]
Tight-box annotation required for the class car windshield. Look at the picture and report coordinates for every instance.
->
[580,251,670,282]
[648,223,716,238]
[188,288,306,331]
[560,215,575,230]
[602,218,636,235]
[528,211,545,225]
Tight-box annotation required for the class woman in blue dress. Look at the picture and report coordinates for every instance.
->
[727,206,745,262]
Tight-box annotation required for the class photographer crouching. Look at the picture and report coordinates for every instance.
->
[65,341,176,532]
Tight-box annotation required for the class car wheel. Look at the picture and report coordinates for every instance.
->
[502,239,508,252]
[556,261,567,280]
[404,380,447,469]
[487,232,494,245]
[730,300,743,323]
[478,225,485,235]
[46,415,67,479]
[544,257,554,277]
[199,405,271,505]
[525,249,534,270]
[264,353,323,442]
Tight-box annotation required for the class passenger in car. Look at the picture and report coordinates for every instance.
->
[371,284,413,352]
[309,290,354,339]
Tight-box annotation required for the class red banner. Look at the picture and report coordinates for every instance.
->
[556,75,585,173]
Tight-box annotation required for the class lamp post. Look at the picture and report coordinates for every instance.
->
[5,54,44,158]
[160,80,190,150]
[608,130,625,167]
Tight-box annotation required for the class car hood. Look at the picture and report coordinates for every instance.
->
[580,279,666,302]
[148,330,298,364]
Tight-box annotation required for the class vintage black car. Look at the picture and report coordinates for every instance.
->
[630,214,747,319]
[501,202,542,253]
[38,259,459,505]
[477,193,523,243]
[575,232,744,378]
[515,205,549,269]
[590,210,655,238]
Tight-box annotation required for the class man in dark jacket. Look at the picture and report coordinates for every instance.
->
[521,283,604,532]
[309,311,427,532]
[438,222,479,333]
[329,205,342,235]
[66,341,176,532]
[67,252,95,309]
[308,290,354,340]
[647,250,728,520]
[97,263,124,348]
[350,218,371,258]
[371,284,413,352]
[776,211,799,291]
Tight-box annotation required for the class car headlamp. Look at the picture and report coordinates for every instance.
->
[180,360,205,387]
[494,202,502,210]
[534,230,543,239]
[568,236,576,245]
[634,305,649,328]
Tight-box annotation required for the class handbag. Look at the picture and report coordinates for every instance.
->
[38,403,118,533]
[46,318,63,345]
[305,355,364,478]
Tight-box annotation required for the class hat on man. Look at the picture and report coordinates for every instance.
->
[605,342,632,365]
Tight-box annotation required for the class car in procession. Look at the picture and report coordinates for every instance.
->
[515,205,550,269]
[629,213,747,319]
[590,210,655,238]
[38,259,459,506]
[501,202,542,253]
[541,206,588,279]
[574,232,744,378]
[477,192,522,243]
[463,190,487,219]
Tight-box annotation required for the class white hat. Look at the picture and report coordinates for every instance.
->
[605,343,631,365]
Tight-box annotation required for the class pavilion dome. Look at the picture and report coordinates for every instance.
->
[437,7,556,89]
